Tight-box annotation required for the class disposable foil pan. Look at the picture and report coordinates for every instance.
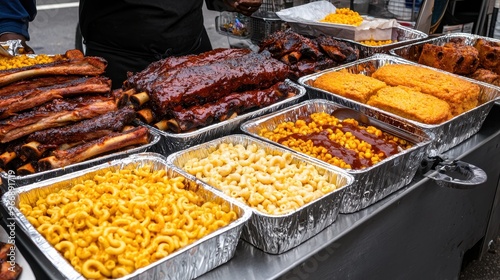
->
[298,54,500,156]
[1,152,252,280]
[0,127,162,191]
[389,32,500,89]
[167,134,354,254]
[240,99,431,213]
[144,79,306,156]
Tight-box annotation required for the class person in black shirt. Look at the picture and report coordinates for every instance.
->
[79,0,262,88]
[0,0,262,88]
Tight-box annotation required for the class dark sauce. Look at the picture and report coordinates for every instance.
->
[337,123,399,157]
[278,130,370,169]
[276,117,401,170]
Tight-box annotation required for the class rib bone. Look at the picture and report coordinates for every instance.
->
[38,126,150,171]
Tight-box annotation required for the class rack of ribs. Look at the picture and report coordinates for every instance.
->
[0,75,82,97]
[125,48,252,91]
[0,76,111,119]
[26,106,136,147]
[143,51,290,118]
[38,126,150,171]
[0,49,156,176]
[165,81,295,132]
[0,95,117,143]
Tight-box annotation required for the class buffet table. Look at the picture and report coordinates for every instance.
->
[199,103,500,280]
[3,104,500,280]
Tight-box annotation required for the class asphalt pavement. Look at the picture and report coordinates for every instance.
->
[23,1,500,279]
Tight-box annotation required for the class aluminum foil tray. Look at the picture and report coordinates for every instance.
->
[389,32,500,90]
[338,25,428,58]
[0,127,162,192]
[287,24,427,58]
[240,99,431,213]
[145,79,306,156]
[167,134,354,254]
[298,54,500,156]
[1,152,252,280]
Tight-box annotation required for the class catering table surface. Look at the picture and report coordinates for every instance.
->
[4,104,500,280]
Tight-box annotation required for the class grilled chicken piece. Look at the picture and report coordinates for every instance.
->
[469,68,500,86]
[418,42,480,75]
[474,38,500,74]
[0,76,111,119]
[0,242,22,280]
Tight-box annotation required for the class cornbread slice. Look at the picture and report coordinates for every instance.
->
[367,86,452,124]
[371,64,480,116]
[313,70,387,103]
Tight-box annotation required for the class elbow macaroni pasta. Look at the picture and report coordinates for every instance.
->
[19,165,238,279]
[183,143,338,215]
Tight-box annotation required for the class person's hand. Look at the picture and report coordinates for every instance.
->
[225,0,262,16]
[0,33,34,54]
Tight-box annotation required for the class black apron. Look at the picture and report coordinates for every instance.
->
[79,0,213,89]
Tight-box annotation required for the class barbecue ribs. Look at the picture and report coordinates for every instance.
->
[27,106,136,146]
[0,75,82,97]
[259,29,324,60]
[0,96,117,143]
[125,48,252,91]
[168,81,294,132]
[38,126,150,171]
[143,51,290,117]
[315,35,359,63]
[0,76,111,119]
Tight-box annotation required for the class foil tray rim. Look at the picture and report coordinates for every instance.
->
[240,98,433,175]
[166,134,356,218]
[297,53,500,128]
[0,128,162,183]
[2,152,252,280]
